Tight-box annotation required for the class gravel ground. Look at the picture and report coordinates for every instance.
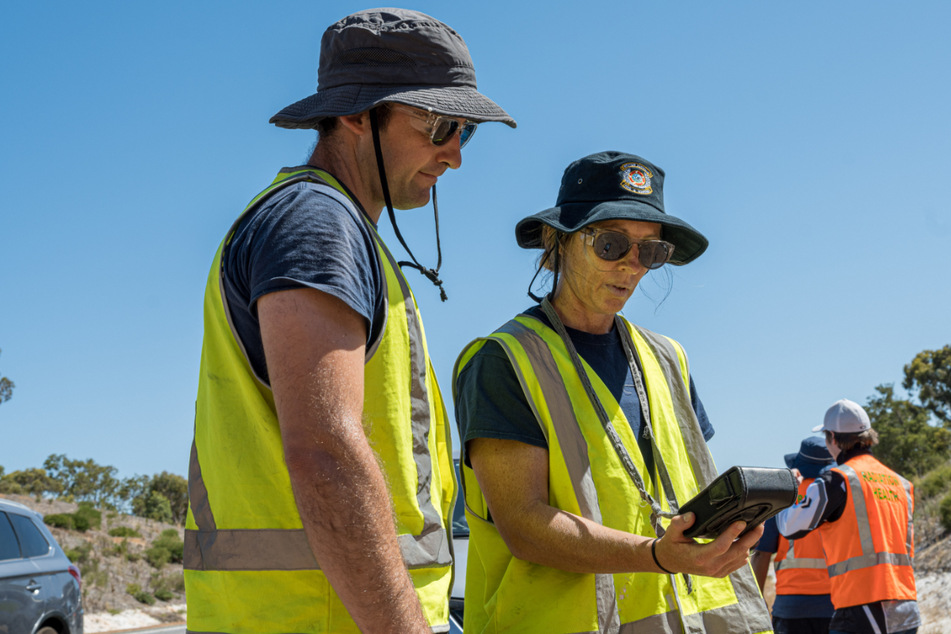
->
[918,572,951,633]
[84,603,185,633]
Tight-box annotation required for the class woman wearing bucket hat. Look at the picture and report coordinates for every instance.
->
[453,152,772,633]
[751,437,836,634]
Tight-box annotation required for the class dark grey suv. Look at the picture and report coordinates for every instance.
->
[0,498,83,634]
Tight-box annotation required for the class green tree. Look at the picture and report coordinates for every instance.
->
[127,472,188,525]
[865,384,951,478]
[903,345,951,424]
[117,474,151,512]
[148,472,188,525]
[0,348,13,405]
[43,454,122,508]
[0,468,63,497]
[133,491,173,524]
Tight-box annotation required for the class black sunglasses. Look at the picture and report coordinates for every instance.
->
[390,104,478,148]
[581,228,675,270]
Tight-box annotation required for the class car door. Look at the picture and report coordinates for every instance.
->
[0,509,48,634]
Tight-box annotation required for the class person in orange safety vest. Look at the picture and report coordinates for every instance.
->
[776,399,918,634]
[752,436,835,634]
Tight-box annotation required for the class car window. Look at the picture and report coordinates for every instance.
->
[8,513,51,558]
[0,512,21,560]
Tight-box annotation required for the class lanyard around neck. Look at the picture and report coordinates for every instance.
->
[539,299,680,536]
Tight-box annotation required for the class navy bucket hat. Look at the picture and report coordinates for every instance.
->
[784,436,835,479]
[270,8,515,130]
[515,151,708,265]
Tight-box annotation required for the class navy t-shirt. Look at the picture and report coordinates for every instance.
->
[455,305,714,478]
[220,169,386,384]
[755,517,835,619]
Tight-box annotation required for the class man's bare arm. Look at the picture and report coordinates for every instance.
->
[259,288,429,633]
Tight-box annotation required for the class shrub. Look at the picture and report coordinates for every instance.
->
[919,464,951,500]
[939,492,951,534]
[108,526,142,538]
[75,502,102,531]
[65,540,92,564]
[81,558,108,588]
[126,583,155,605]
[133,491,173,524]
[105,540,129,558]
[154,588,174,601]
[152,571,185,599]
[153,529,184,564]
[144,545,171,569]
[71,513,90,532]
[44,514,74,530]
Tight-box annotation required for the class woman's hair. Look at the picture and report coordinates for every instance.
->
[526,226,569,301]
[826,428,879,452]
[539,226,569,272]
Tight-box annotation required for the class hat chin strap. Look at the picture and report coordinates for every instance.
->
[369,108,448,302]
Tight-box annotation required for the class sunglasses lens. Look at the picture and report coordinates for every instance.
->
[431,118,478,148]
[458,122,477,148]
[592,232,632,261]
[431,119,459,145]
[639,241,674,269]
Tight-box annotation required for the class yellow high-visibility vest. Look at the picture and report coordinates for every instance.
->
[185,167,455,633]
[454,314,771,633]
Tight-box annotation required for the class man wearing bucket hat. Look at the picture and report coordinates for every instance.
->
[751,437,835,634]
[452,151,773,632]
[777,400,919,633]
[185,8,514,633]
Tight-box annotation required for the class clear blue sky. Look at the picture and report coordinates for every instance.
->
[2,2,949,483]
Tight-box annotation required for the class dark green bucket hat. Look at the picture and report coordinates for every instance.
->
[515,151,708,265]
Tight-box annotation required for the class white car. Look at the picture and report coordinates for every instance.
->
[449,459,468,632]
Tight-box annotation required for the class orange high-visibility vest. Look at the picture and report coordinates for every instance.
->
[773,478,831,595]
[819,453,916,609]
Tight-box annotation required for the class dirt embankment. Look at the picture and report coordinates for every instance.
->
[1,493,186,627]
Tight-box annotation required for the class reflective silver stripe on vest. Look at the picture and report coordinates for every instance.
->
[186,174,449,573]
[628,326,717,487]
[612,576,771,633]
[616,609,681,633]
[496,320,771,634]
[496,320,621,634]
[634,326,774,631]
[776,556,827,570]
[826,463,914,578]
[375,240,451,569]
[775,539,826,571]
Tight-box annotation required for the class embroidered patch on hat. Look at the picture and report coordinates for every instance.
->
[619,163,653,195]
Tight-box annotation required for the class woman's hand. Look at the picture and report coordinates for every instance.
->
[651,512,763,578]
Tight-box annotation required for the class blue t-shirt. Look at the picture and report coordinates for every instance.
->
[755,516,835,619]
[220,168,386,384]
[455,305,714,479]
